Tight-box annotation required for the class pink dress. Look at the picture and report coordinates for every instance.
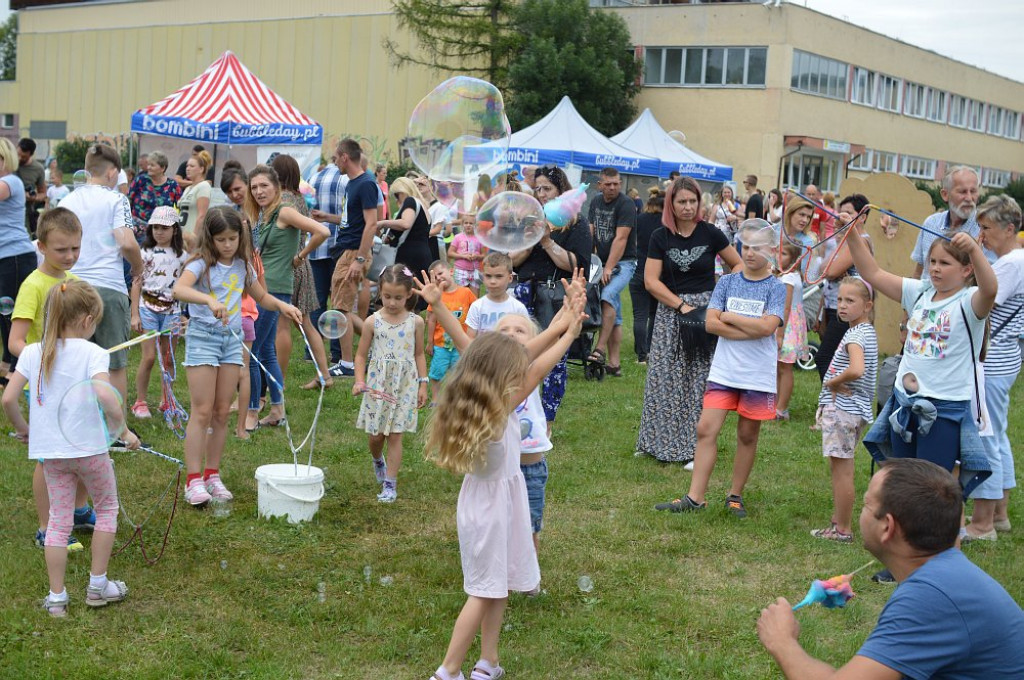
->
[457,414,540,598]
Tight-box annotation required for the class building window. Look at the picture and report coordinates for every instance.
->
[849,149,898,173]
[644,46,766,87]
[967,100,986,132]
[0,114,13,129]
[901,155,936,180]
[949,95,967,128]
[851,67,876,106]
[926,89,947,123]
[904,82,927,118]
[982,169,1012,188]
[877,74,902,112]
[1004,111,1021,139]
[987,106,1005,137]
[791,50,847,100]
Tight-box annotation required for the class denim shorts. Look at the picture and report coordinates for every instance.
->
[139,306,180,333]
[600,259,637,326]
[184,321,243,367]
[428,345,460,381]
[521,457,548,534]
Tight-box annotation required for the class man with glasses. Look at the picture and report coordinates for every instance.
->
[587,167,637,377]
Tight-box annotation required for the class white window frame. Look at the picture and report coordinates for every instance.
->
[877,74,902,112]
[926,89,947,123]
[900,155,936,180]
[0,114,13,129]
[644,46,767,88]
[791,50,847,100]
[851,67,876,107]
[982,168,1012,188]
[1004,111,1021,139]
[904,82,927,118]
[949,95,967,128]
[988,106,1006,137]
[968,100,986,132]
[849,149,898,173]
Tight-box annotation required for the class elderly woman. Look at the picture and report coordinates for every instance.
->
[965,195,1024,541]
[510,165,592,432]
[128,150,182,230]
[0,138,37,379]
[635,176,741,464]
[379,176,433,277]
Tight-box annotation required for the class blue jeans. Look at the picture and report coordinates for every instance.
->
[249,294,291,409]
[972,373,1017,499]
[310,256,341,362]
[600,259,637,326]
[521,457,548,534]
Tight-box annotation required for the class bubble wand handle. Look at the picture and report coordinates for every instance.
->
[133,445,184,467]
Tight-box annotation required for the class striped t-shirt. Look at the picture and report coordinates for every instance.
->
[984,249,1024,378]
[819,322,878,423]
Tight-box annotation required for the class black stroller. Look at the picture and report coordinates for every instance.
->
[566,255,606,380]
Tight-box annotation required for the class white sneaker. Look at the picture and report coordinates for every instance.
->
[377,483,397,503]
[205,474,234,501]
[185,478,212,507]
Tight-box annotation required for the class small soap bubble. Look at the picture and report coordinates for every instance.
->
[0,296,14,316]
[72,169,90,189]
[220,560,227,570]
[363,565,372,583]
[317,581,326,593]
[317,591,326,604]
[211,500,231,518]
[278,563,285,571]
[577,575,594,593]
[379,575,394,587]
[317,310,348,340]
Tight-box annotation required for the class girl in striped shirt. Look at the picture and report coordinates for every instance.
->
[812,277,877,542]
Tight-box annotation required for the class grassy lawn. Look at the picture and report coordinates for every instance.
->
[1,316,1021,679]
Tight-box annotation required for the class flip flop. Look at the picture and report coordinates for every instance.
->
[587,348,606,363]
[259,417,287,428]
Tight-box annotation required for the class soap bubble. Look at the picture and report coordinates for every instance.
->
[220,560,228,570]
[737,219,778,269]
[57,379,126,452]
[363,565,372,583]
[317,310,348,340]
[0,296,14,316]
[406,77,511,183]
[474,192,546,253]
[211,499,231,518]
[316,581,326,593]
[879,213,899,240]
[378,575,394,587]
[577,575,594,593]
[72,170,90,189]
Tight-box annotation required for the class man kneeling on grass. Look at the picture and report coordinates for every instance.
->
[757,458,1024,679]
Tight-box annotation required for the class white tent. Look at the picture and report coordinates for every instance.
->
[612,108,732,183]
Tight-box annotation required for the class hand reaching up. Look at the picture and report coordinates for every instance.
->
[413,270,442,306]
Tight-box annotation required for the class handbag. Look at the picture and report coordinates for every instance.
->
[674,305,715,361]
[368,202,418,282]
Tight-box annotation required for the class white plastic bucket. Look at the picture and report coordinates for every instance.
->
[254,464,325,524]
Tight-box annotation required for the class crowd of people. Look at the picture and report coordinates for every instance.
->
[1,134,1022,677]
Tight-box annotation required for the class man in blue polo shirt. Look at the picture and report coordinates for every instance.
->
[757,458,1024,679]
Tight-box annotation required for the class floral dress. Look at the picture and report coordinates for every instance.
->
[779,272,809,364]
[128,175,182,234]
[356,312,419,435]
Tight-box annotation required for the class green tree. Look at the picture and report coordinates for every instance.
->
[505,0,640,135]
[383,0,521,92]
[0,13,17,81]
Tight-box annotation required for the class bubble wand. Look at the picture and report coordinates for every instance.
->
[111,444,184,565]
[792,559,876,611]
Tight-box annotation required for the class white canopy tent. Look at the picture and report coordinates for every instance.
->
[611,108,732,183]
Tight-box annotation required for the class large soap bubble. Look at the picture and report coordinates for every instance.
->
[58,379,127,452]
[317,310,348,340]
[407,77,511,183]
[737,219,779,269]
[475,192,546,253]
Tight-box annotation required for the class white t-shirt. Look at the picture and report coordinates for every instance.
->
[516,388,552,454]
[466,295,529,334]
[706,272,787,393]
[16,339,112,459]
[780,271,803,317]
[63,184,134,294]
[429,202,450,233]
[897,279,986,401]
[46,184,70,207]
[117,170,128,189]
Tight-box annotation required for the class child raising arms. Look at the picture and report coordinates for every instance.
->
[2,281,140,617]
[416,270,586,680]
[811,277,877,542]
[173,207,301,507]
[352,264,428,503]
[130,206,188,419]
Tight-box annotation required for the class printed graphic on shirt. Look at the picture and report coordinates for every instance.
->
[905,307,952,358]
[667,246,708,273]
[216,272,245,316]
[727,297,766,317]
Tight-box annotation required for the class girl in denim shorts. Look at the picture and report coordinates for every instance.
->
[172,207,302,508]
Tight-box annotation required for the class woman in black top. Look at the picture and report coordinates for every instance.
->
[378,176,433,278]
[510,165,593,431]
[635,176,741,464]
[629,187,664,363]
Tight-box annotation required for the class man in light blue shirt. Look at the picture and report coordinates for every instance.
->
[310,153,348,363]
[912,165,993,281]
[757,458,1024,679]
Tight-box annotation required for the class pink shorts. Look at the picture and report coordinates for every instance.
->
[702,381,776,421]
[241,316,256,343]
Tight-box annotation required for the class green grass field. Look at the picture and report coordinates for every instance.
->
[1,321,1021,679]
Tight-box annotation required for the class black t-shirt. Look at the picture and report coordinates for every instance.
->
[515,214,593,283]
[588,192,637,263]
[647,221,729,295]
[745,192,765,220]
[632,211,662,284]
[392,196,433,275]
[334,171,379,252]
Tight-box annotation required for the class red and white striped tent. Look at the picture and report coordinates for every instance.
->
[131,51,322,147]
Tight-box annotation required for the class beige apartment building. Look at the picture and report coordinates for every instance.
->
[2,0,1022,192]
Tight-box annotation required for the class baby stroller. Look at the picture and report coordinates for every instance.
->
[566,255,606,380]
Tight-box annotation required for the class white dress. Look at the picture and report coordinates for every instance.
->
[457,414,540,598]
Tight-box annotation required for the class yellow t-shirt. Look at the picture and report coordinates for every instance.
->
[12,269,78,345]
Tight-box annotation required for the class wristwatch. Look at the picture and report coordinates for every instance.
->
[355,256,367,263]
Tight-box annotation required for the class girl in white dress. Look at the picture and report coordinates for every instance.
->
[417,269,586,680]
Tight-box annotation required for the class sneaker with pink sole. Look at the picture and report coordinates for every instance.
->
[130,400,152,419]
[185,478,212,507]
[205,474,234,501]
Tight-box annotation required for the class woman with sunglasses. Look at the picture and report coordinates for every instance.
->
[509,165,592,434]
